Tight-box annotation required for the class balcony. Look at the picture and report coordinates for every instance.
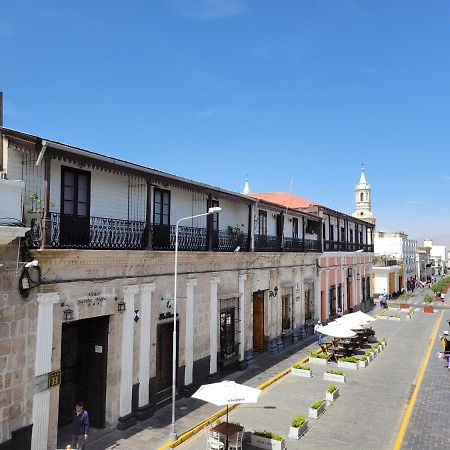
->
[255,235,321,253]
[28,213,250,252]
[324,240,373,253]
[255,235,282,252]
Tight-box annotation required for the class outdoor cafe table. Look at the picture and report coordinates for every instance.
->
[210,422,244,437]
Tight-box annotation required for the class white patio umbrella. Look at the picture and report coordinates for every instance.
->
[353,310,377,322]
[316,321,356,338]
[192,380,261,448]
[335,315,366,330]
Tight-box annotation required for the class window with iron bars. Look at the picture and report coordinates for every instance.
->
[219,298,240,360]
[282,294,293,330]
[329,285,336,317]
[304,282,315,322]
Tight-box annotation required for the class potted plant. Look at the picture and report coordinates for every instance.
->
[308,351,329,365]
[358,355,368,368]
[309,400,325,419]
[291,364,312,378]
[226,224,246,247]
[337,356,359,370]
[250,430,286,450]
[288,414,308,439]
[325,384,339,402]
[423,294,434,313]
[323,369,346,383]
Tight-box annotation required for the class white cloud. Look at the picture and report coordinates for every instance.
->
[407,200,422,205]
[169,0,246,19]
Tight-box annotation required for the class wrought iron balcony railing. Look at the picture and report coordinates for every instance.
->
[30,212,146,249]
[323,241,373,253]
[152,224,207,251]
[212,230,248,252]
[255,234,282,252]
[284,237,304,252]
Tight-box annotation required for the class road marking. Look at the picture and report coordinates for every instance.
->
[393,310,444,450]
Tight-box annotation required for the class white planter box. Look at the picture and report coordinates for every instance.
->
[250,434,286,450]
[288,421,308,439]
[325,388,339,402]
[291,368,312,378]
[309,357,328,366]
[309,403,325,419]
[358,359,368,368]
[337,361,358,371]
[323,372,346,383]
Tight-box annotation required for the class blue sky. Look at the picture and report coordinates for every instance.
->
[1,0,450,246]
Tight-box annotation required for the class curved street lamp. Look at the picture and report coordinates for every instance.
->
[169,206,222,441]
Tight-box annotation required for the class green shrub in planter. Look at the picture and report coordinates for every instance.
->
[339,356,358,363]
[325,369,344,376]
[253,430,284,441]
[360,355,367,361]
[424,294,434,303]
[310,400,325,410]
[327,384,337,393]
[309,351,329,359]
[293,364,310,370]
[291,415,306,428]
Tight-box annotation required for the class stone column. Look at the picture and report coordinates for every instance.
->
[238,274,247,367]
[325,269,329,320]
[343,258,348,313]
[118,285,139,430]
[314,276,320,322]
[136,283,156,421]
[184,278,197,387]
[31,292,60,450]
[209,277,220,377]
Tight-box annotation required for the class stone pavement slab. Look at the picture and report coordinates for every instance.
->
[179,304,437,450]
[401,308,450,450]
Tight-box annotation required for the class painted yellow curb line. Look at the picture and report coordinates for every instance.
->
[158,354,310,449]
[393,310,444,450]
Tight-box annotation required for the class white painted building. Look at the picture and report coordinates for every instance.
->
[423,239,447,276]
[372,266,401,296]
[374,231,417,291]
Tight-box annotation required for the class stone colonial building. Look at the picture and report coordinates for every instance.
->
[0,127,328,449]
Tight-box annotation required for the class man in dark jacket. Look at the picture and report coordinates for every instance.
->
[72,401,89,449]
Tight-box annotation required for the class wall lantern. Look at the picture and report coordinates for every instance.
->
[356,273,361,281]
[117,300,126,312]
[269,286,278,298]
[63,307,73,321]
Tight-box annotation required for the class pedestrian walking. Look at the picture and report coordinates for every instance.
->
[72,401,89,450]
[439,331,450,369]
[314,321,323,345]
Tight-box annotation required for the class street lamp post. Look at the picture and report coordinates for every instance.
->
[169,206,222,441]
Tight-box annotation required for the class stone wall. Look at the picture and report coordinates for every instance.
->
[0,241,36,447]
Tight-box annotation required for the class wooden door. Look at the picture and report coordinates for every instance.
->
[60,167,91,247]
[252,292,264,352]
[321,291,326,322]
[77,316,109,428]
[347,281,352,310]
[58,316,109,429]
[156,322,178,403]
[153,188,171,249]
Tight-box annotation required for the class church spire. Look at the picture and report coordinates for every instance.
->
[352,166,376,225]
[242,176,251,195]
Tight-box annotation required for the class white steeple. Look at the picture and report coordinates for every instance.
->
[352,165,376,225]
[242,177,251,195]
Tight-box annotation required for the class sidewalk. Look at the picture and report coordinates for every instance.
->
[401,309,450,449]
[180,304,437,450]
[88,331,323,450]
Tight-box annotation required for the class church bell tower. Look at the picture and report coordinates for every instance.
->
[352,167,376,225]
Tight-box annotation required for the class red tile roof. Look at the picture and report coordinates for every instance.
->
[247,192,318,209]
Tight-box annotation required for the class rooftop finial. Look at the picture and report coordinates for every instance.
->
[242,176,250,195]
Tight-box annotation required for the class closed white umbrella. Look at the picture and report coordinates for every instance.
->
[192,380,261,449]
[316,322,356,338]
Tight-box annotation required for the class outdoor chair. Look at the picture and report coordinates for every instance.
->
[228,430,244,450]
[206,430,225,450]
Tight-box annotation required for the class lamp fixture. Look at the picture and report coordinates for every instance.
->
[63,307,73,321]
[117,300,126,312]
[356,272,361,281]
[269,286,278,298]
